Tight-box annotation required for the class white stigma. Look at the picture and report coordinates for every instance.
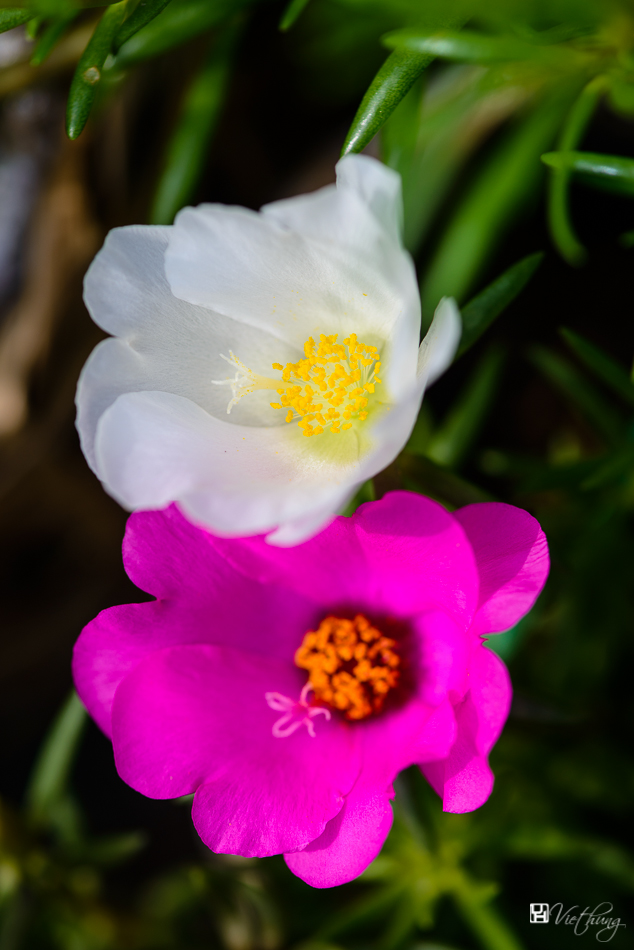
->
[212,352,259,414]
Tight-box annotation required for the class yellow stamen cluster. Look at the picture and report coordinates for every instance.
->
[269,334,381,437]
[295,614,400,721]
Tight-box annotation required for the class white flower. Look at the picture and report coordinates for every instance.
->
[76,155,460,545]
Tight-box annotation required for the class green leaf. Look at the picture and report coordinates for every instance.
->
[421,88,576,318]
[341,49,433,157]
[546,76,607,266]
[278,0,310,32]
[83,830,147,865]
[25,691,87,825]
[30,13,76,65]
[114,0,173,50]
[560,328,634,407]
[458,252,543,357]
[452,881,524,950]
[25,14,42,39]
[580,444,634,490]
[528,345,624,444]
[115,0,247,67]
[65,0,129,140]
[150,23,239,225]
[383,27,586,67]
[485,612,535,661]
[0,8,33,34]
[399,454,492,507]
[426,346,505,469]
[541,150,634,196]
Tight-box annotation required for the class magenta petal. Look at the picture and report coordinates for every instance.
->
[419,694,494,814]
[112,644,360,856]
[73,509,317,736]
[412,610,469,706]
[122,505,226,599]
[215,492,479,623]
[420,646,511,813]
[284,780,394,888]
[454,502,549,636]
[468,642,512,756]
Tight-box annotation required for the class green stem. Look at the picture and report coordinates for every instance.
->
[453,878,525,950]
[25,690,87,826]
[547,74,607,265]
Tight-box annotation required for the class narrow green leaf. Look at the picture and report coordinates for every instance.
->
[113,0,172,51]
[427,346,505,469]
[65,0,128,140]
[452,878,525,950]
[560,328,634,406]
[341,49,433,157]
[25,691,87,825]
[115,0,245,67]
[30,14,76,65]
[279,0,310,32]
[547,76,607,266]
[150,24,239,224]
[317,884,406,941]
[400,453,492,507]
[84,830,147,865]
[383,27,586,68]
[421,88,575,318]
[528,345,624,443]
[541,150,634,196]
[458,252,543,357]
[0,9,33,34]
[404,402,433,457]
[485,613,535,661]
[581,445,634,490]
[25,14,42,39]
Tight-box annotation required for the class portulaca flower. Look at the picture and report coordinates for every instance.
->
[76,155,460,544]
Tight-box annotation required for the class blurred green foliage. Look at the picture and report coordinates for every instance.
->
[1,0,634,947]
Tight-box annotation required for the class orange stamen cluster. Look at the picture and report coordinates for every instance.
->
[294,614,400,720]
[269,334,381,437]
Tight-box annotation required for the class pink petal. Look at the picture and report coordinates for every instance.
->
[412,610,469,706]
[111,644,360,857]
[284,693,458,887]
[468,641,512,756]
[284,780,394,888]
[73,508,317,736]
[362,697,458,779]
[420,646,511,813]
[120,505,241,599]
[215,492,479,624]
[454,502,549,636]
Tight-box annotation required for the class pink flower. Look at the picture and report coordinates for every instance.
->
[73,492,548,888]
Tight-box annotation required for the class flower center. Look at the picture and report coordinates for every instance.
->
[213,334,382,437]
[294,614,400,720]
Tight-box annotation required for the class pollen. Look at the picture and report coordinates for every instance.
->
[294,614,400,720]
[269,334,382,436]
[213,334,382,436]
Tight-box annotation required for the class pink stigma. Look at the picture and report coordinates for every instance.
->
[265,682,331,738]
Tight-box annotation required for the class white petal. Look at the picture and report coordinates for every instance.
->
[261,154,402,252]
[264,507,339,547]
[78,227,308,465]
[164,159,419,362]
[94,391,366,537]
[334,153,403,245]
[417,297,462,386]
